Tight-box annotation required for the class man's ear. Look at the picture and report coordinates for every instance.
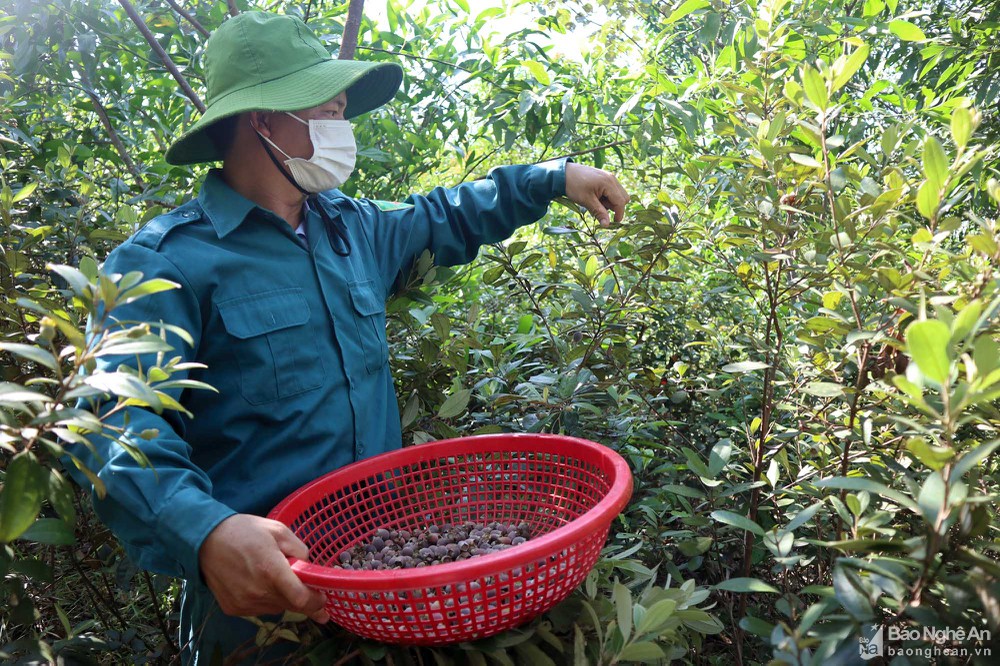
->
[249,111,274,137]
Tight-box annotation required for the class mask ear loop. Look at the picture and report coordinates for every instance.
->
[252,116,352,257]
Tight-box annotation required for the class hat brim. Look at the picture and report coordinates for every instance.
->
[165,59,403,165]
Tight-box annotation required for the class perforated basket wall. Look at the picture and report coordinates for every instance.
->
[268,433,632,645]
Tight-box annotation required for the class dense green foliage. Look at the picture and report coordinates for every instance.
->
[2,0,999,663]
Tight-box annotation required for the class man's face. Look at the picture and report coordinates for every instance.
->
[257,91,348,160]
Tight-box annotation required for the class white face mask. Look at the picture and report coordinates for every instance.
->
[257,113,356,193]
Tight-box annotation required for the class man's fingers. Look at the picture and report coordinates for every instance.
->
[584,197,610,227]
[271,554,327,617]
[272,523,310,561]
[601,194,626,225]
[269,523,329,620]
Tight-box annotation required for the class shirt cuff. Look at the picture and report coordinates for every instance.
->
[530,157,570,200]
[156,486,237,581]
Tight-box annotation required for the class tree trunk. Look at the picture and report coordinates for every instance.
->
[339,0,365,60]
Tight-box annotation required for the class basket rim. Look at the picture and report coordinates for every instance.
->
[267,433,633,591]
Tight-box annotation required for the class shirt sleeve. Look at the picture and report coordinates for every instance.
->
[360,159,568,294]
[64,240,236,580]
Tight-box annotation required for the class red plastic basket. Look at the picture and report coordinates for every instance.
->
[267,433,633,645]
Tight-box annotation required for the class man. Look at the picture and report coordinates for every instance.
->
[68,10,629,665]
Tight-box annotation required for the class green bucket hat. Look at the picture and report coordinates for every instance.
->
[165,11,403,165]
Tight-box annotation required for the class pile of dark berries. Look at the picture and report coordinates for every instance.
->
[336,521,532,571]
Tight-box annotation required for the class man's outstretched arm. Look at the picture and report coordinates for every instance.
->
[358,160,629,294]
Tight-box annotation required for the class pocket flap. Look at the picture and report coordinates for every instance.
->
[218,288,310,339]
[348,280,384,317]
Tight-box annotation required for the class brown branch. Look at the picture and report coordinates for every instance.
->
[532,139,630,164]
[226,0,239,17]
[74,67,146,187]
[116,0,206,113]
[143,570,178,657]
[163,0,209,37]
[339,0,365,60]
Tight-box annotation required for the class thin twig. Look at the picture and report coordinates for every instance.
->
[117,0,206,113]
[163,0,210,37]
[74,66,146,187]
[532,139,630,164]
[339,0,365,60]
[142,570,178,657]
[226,0,239,17]
[333,649,361,665]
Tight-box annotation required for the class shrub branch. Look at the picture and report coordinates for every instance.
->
[116,0,206,113]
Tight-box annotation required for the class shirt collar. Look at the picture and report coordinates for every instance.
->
[197,170,260,239]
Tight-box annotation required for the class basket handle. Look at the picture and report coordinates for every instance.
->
[285,555,308,572]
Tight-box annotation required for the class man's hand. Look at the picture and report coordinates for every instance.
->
[564,162,630,227]
[198,513,329,624]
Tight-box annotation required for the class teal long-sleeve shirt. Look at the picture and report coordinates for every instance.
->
[69,161,567,582]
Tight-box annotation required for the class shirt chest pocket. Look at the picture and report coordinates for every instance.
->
[348,280,389,374]
[217,288,326,405]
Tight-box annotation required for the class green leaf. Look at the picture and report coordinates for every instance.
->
[708,439,731,476]
[905,320,951,384]
[573,624,586,666]
[10,557,54,583]
[84,373,163,410]
[739,615,774,637]
[47,264,91,296]
[721,361,770,373]
[665,0,710,23]
[833,565,874,620]
[916,180,939,220]
[618,641,665,661]
[676,537,713,556]
[715,578,780,593]
[0,343,58,371]
[18,518,75,546]
[789,153,822,168]
[401,391,421,429]
[710,510,765,536]
[905,437,954,471]
[437,388,472,419]
[813,477,919,512]
[0,453,46,542]
[832,43,870,91]
[785,502,824,533]
[974,336,1000,376]
[47,470,76,525]
[824,538,908,552]
[802,381,844,397]
[950,299,982,345]
[951,440,1000,481]
[118,278,180,305]
[0,383,51,404]
[889,20,926,41]
[801,66,828,110]
[917,471,946,526]
[520,60,550,86]
[614,581,632,643]
[11,180,38,203]
[636,598,677,635]
[923,135,948,193]
[951,107,973,148]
